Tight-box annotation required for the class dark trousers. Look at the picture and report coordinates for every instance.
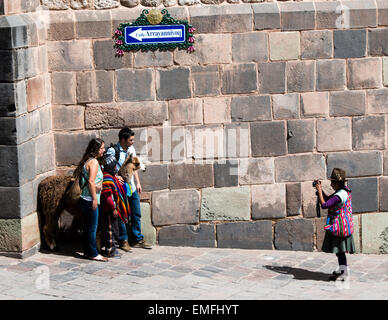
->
[336,252,347,266]
[79,198,99,258]
[101,211,119,256]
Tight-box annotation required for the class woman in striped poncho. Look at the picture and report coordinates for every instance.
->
[100,154,131,258]
[315,168,355,282]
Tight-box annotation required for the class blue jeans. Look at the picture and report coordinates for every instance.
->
[118,191,144,243]
[79,198,99,257]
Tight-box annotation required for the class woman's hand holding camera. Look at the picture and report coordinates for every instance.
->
[314,180,322,193]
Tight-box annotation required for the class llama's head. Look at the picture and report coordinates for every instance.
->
[118,154,146,184]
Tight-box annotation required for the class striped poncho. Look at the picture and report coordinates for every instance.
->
[101,173,130,223]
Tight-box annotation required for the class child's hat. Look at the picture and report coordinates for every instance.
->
[329,168,347,182]
[104,153,117,173]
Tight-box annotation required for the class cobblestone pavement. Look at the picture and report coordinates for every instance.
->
[0,244,387,300]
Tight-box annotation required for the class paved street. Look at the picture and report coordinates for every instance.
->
[0,243,387,300]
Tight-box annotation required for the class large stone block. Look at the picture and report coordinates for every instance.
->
[47,11,75,41]
[217,221,273,250]
[203,97,230,124]
[0,186,24,219]
[35,134,55,176]
[286,183,302,217]
[0,81,27,117]
[158,224,216,248]
[317,118,351,152]
[134,51,173,68]
[52,105,84,130]
[326,151,382,178]
[201,186,250,221]
[140,202,156,246]
[239,158,274,185]
[175,34,231,66]
[169,98,202,126]
[51,72,76,105]
[94,0,119,9]
[85,104,123,129]
[93,39,132,70]
[192,65,220,97]
[385,151,388,175]
[138,164,168,192]
[231,95,271,122]
[275,219,314,252]
[252,3,280,30]
[152,189,200,226]
[361,212,388,254]
[188,4,252,34]
[316,59,346,91]
[334,29,366,59]
[41,0,69,9]
[275,154,326,182]
[26,75,46,112]
[77,70,114,103]
[269,32,299,61]
[301,30,332,60]
[0,15,29,49]
[0,118,16,145]
[377,0,388,26]
[213,160,238,188]
[352,116,385,150]
[287,60,315,93]
[232,32,267,62]
[252,184,286,219]
[186,125,224,160]
[315,1,343,29]
[279,2,315,31]
[379,177,388,211]
[250,121,287,157]
[48,40,93,72]
[348,178,379,213]
[384,58,388,86]
[301,92,329,118]
[224,123,250,159]
[258,62,286,94]
[330,91,366,116]
[157,67,191,100]
[169,162,213,189]
[287,119,315,154]
[119,101,168,128]
[0,218,22,252]
[54,131,99,166]
[117,69,154,102]
[221,63,257,95]
[368,29,388,56]
[272,93,299,120]
[301,180,330,219]
[342,0,377,28]
[367,89,388,114]
[348,58,382,90]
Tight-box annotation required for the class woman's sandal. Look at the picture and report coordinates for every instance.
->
[85,254,108,262]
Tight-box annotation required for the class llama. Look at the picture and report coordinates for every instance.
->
[37,154,146,251]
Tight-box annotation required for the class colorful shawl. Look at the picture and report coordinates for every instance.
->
[101,173,130,223]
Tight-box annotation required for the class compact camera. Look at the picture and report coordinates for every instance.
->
[312,180,320,187]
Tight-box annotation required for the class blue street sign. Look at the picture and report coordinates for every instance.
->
[125,25,186,45]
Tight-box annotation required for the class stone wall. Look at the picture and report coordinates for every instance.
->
[1,0,388,257]
[0,0,55,258]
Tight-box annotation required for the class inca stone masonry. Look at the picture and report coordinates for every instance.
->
[1,0,388,258]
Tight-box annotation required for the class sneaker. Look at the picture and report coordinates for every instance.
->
[119,240,132,252]
[132,239,152,249]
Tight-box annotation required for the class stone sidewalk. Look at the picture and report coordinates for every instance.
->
[0,244,387,300]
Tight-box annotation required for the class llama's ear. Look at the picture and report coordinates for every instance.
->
[128,153,133,162]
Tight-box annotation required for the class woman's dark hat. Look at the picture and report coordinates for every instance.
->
[329,168,347,182]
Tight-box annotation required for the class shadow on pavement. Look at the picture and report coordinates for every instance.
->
[264,265,335,282]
